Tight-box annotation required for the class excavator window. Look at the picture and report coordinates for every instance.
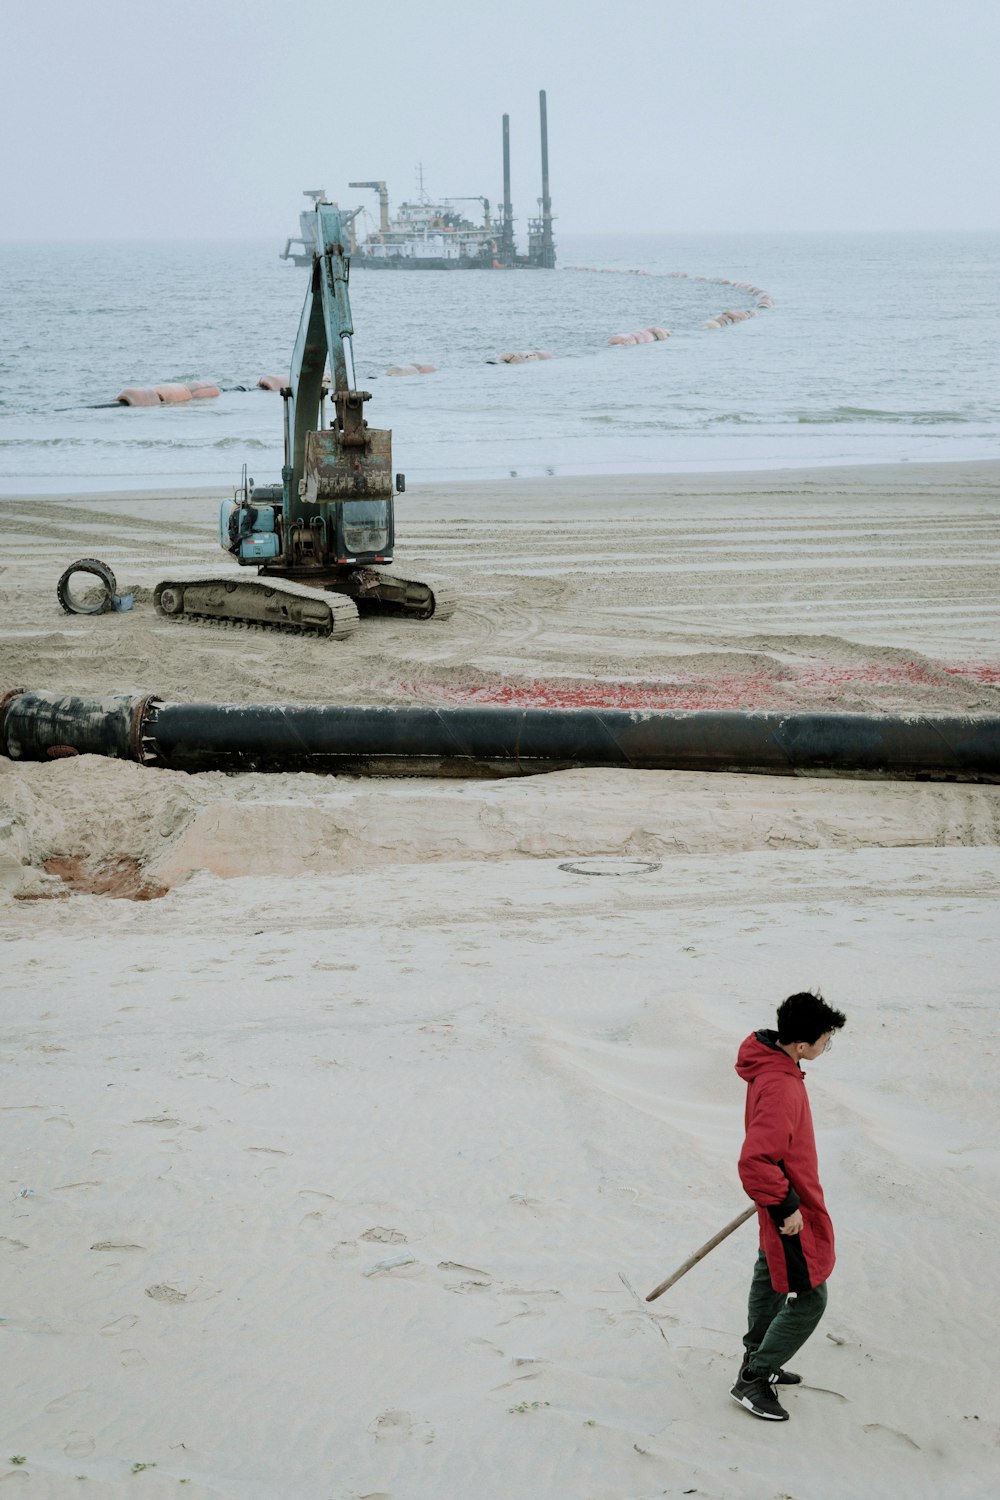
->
[341,499,390,556]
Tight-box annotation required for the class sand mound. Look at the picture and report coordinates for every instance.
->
[4,756,1000,899]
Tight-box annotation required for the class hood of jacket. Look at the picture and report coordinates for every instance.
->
[735,1029,804,1086]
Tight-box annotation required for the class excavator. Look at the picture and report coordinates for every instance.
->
[153,202,453,639]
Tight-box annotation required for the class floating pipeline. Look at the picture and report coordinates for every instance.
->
[109,274,772,406]
[488,351,556,364]
[570,267,776,331]
[116,380,221,405]
[1,692,998,782]
[608,327,670,346]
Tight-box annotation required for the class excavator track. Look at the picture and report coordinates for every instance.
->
[342,571,457,621]
[153,573,360,640]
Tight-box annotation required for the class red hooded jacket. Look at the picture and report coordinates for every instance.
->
[736,1030,835,1294]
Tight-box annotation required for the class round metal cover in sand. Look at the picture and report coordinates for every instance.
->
[558,858,662,877]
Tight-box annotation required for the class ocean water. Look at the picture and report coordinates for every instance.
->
[1,232,997,494]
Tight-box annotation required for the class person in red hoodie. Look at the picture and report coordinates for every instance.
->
[730,990,846,1422]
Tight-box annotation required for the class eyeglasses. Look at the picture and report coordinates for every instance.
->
[821,1034,834,1053]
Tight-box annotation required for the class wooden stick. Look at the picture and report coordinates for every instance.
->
[645,1205,757,1302]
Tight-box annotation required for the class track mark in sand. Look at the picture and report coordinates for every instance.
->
[133,1115,183,1128]
[491,1372,544,1392]
[361,1227,407,1244]
[43,1389,89,1413]
[0,1236,29,1252]
[863,1422,920,1450]
[465,1337,504,1357]
[438,1258,493,1293]
[369,1410,434,1445]
[499,1286,562,1302]
[617,1271,675,1339]
[100,1314,138,1335]
[90,1241,145,1252]
[598,1179,639,1201]
[438,1260,490,1277]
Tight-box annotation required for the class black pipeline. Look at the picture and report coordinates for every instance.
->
[2,690,998,781]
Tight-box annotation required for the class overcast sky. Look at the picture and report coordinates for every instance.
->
[4,0,998,240]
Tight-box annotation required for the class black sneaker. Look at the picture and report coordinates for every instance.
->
[739,1360,801,1386]
[730,1372,790,1421]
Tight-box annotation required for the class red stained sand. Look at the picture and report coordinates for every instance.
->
[20,856,170,902]
[410,660,1000,712]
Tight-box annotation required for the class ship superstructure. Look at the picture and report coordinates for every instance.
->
[280,92,555,270]
[351,183,497,269]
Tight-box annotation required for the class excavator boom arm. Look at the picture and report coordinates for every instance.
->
[287,203,359,505]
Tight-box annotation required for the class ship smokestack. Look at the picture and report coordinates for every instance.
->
[539,89,555,268]
[502,113,515,266]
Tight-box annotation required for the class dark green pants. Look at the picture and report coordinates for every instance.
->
[743,1250,828,1378]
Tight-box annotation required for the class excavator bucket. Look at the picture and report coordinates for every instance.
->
[303,427,393,504]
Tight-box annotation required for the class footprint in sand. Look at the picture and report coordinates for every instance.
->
[100,1314,138,1336]
[63,1432,95,1458]
[44,1390,89,1413]
[145,1283,188,1304]
[369,1410,434,1445]
[437,1260,493,1293]
[361,1227,407,1245]
[863,1422,920,1450]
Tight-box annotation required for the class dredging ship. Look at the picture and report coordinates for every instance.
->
[280,91,556,271]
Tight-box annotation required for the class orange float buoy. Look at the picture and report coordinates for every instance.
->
[186,381,220,399]
[257,375,287,391]
[154,383,193,404]
[386,365,420,376]
[116,387,161,406]
[609,327,669,347]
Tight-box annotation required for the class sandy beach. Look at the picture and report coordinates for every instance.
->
[2,462,999,1499]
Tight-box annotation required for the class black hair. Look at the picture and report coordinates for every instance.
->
[776,990,847,1045]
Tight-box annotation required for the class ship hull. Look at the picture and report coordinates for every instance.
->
[354,256,496,271]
